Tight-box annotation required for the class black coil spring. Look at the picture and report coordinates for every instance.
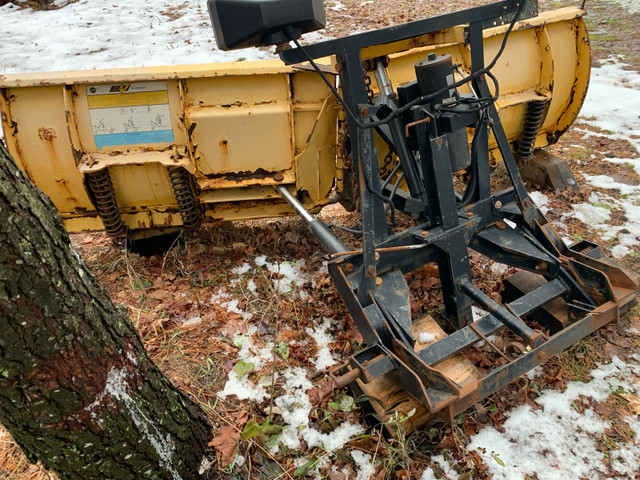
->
[516,99,549,160]
[168,167,203,230]
[86,169,126,237]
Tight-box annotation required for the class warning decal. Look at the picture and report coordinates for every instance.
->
[87,81,174,149]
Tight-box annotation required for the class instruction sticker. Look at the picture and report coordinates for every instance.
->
[87,81,174,149]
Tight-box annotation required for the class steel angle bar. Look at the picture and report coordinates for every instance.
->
[447,298,628,417]
[280,0,531,63]
[458,277,545,347]
[419,278,569,366]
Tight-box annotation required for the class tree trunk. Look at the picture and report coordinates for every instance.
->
[0,142,213,479]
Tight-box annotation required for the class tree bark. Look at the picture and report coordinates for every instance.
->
[0,142,213,479]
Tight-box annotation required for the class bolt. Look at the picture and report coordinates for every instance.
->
[496,221,507,230]
[376,277,383,287]
[466,212,473,217]
[494,200,503,209]
[273,173,284,182]
[345,263,355,273]
[361,107,370,117]
[375,252,380,260]
[421,230,429,236]
[367,265,375,277]
[523,199,531,208]
[535,261,548,271]
[334,63,344,72]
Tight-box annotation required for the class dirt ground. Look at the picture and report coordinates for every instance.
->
[2,1,640,479]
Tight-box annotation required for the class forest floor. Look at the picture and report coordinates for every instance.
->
[1,1,640,479]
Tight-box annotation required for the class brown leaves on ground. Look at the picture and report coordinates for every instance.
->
[621,393,640,415]
[209,411,249,466]
[209,426,242,466]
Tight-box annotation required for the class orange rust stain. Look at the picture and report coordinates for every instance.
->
[38,127,56,141]
[219,139,229,171]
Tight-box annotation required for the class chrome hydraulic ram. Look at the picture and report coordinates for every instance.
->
[276,185,348,255]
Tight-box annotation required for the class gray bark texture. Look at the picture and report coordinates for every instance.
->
[0,141,213,479]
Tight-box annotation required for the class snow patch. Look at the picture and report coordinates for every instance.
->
[529,191,550,215]
[351,450,374,480]
[468,357,640,480]
[306,318,337,371]
[419,332,440,344]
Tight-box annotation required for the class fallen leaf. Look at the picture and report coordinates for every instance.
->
[236,410,250,427]
[621,393,640,415]
[233,360,254,378]
[209,426,240,466]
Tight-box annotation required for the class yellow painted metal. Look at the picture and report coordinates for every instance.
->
[1,61,336,233]
[377,7,589,164]
[0,7,589,236]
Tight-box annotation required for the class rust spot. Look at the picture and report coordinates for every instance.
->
[38,127,56,141]
[220,139,229,170]
[187,122,197,137]
[71,147,84,165]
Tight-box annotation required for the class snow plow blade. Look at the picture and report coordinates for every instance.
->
[2,0,636,433]
[0,3,589,239]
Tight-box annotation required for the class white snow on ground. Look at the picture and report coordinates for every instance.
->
[0,0,275,74]
[214,259,363,454]
[467,356,640,480]
[420,455,459,480]
[255,255,310,295]
[604,0,640,14]
[305,318,338,371]
[210,291,252,320]
[580,58,640,155]
[529,191,550,215]
[560,58,640,258]
[351,450,375,480]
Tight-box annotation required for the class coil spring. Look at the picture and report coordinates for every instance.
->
[86,169,126,237]
[168,167,203,230]
[516,99,549,160]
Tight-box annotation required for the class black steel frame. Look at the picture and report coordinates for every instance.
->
[277,0,638,420]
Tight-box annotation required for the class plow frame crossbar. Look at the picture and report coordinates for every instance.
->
[277,0,639,423]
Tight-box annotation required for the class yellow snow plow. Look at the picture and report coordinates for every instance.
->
[1,4,588,239]
[2,0,637,432]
